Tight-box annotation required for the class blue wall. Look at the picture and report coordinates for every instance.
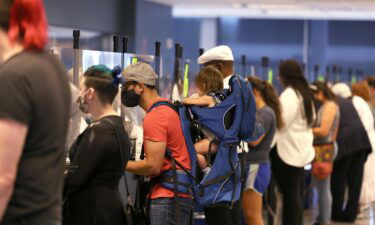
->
[135,0,173,57]
[174,17,375,80]
[218,18,304,76]
[45,0,134,34]
[327,21,375,76]
[45,0,375,79]
[173,18,202,60]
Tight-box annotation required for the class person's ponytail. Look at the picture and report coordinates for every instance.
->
[261,80,284,130]
[247,76,284,130]
[8,0,47,50]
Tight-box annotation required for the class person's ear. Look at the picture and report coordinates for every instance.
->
[134,83,144,95]
[253,89,260,98]
[86,87,95,100]
[216,63,223,71]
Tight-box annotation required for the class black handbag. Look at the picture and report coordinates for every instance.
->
[104,119,149,225]
[123,173,149,225]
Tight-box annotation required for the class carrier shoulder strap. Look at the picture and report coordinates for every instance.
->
[147,101,179,114]
[148,101,197,180]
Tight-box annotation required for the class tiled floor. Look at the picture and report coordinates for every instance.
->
[262,191,375,225]
[333,203,375,225]
[304,203,375,225]
[263,182,375,225]
[194,201,375,225]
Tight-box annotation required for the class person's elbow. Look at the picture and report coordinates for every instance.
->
[320,130,330,137]
[148,164,162,176]
[248,134,265,147]
[248,141,259,147]
[0,175,15,196]
[314,129,329,138]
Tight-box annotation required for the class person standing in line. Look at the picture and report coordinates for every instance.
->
[63,65,130,225]
[0,0,71,224]
[243,77,284,225]
[352,81,375,125]
[330,83,373,222]
[270,60,316,225]
[367,77,375,106]
[352,81,375,213]
[123,62,194,225]
[182,66,225,175]
[197,45,248,225]
[310,81,340,225]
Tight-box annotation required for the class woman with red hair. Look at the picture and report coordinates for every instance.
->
[0,0,71,224]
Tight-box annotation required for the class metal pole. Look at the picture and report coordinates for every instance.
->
[261,56,269,80]
[199,48,205,56]
[155,42,161,93]
[241,55,246,77]
[73,30,80,87]
[113,35,120,53]
[171,43,181,100]
[122,36,129,54]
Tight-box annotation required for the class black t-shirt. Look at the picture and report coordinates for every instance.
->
[66,116,130,191]
[64,116,130,225]
[0,51,71,223]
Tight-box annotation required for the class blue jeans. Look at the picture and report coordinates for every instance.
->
[149,198,194,225]
[313,176,332,224]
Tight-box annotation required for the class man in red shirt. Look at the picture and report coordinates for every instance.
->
[123,62,193,225]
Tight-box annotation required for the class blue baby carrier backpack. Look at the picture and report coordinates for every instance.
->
[148,75,256,208]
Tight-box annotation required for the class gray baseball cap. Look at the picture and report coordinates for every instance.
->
[122,62,158,86]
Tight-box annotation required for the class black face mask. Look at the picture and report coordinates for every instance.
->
[121,89,141,107]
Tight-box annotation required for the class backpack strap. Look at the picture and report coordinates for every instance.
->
[147,100,193,225]
[147,101,179,114]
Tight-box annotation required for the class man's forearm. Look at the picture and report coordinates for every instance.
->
[0,178,14,221]
[126,160,160,177]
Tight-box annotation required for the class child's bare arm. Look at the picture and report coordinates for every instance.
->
[183,95,215,107]
[194,139,218,154]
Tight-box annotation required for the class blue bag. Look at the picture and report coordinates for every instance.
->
[148,75,256,207]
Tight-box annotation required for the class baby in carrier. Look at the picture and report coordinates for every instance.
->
[183,66,225,175]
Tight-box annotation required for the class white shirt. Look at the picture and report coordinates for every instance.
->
[223,75,233,90]
[277,87,315,167]
[352,96,375,152]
